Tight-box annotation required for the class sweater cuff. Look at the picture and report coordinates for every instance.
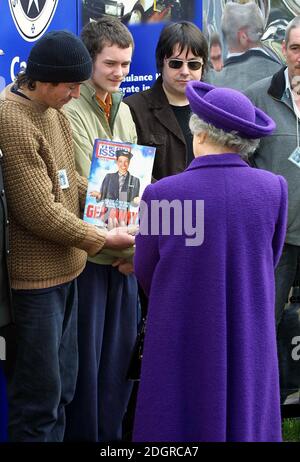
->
[77,225,107,256]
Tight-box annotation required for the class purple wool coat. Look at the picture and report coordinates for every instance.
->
[133,154,287,442]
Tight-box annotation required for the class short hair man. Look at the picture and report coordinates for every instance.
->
[0,30,134,442]
[244,17,300,357]
[207,1,282,91]
[63,18,139,442]
[209,33,223,71]
[125,21,208,180]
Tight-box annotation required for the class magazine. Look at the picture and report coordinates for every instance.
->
[83,139,156,228]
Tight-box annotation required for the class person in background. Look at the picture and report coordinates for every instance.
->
[64,18,139,442]
[133,80,286,442]
[125,21,208,181]
[244,16,300,338]
[0,30,134,442]
[207,1,282,91]
[209,32,223,71]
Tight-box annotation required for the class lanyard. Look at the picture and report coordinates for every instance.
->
[297,113,300,149]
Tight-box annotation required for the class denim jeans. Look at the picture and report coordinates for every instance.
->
[8,280,78,442]
[64,263,138,442]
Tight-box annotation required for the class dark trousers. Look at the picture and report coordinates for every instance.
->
[64,262,138,442]
[275,243,300,331]
[0,365,8,442]
[8,281,78,442]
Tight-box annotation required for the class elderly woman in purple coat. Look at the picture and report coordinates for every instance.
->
[133,81,288,442]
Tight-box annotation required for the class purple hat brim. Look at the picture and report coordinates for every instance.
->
[186,81,275,139]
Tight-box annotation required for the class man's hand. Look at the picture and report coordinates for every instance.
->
[89,191,102,201]
[132,196,141,206]
[112,259,134,275]
[103,226,136,250]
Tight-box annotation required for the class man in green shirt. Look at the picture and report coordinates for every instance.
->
[64,18,138,442]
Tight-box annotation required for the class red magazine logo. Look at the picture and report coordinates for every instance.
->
[95,141,131,160]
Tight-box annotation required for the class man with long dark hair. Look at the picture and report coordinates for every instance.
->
[125,21,208,181]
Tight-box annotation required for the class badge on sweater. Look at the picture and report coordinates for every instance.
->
[288,147,300,168]
[58,169,69,190]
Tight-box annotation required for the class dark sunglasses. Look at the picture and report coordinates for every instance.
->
[165,58,203,71]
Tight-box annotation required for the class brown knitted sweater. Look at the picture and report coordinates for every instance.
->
[0,88,106,289]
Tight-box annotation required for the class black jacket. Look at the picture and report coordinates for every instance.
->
[125,77,187,180]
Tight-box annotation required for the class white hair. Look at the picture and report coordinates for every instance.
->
[189,114,260,159]
[221,2,265,48]
[285,16,300,44]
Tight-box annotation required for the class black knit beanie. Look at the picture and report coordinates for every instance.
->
[26,30,92,83]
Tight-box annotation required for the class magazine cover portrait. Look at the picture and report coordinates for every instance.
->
[84,139,155,228]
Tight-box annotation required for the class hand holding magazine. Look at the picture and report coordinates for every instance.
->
[103,226,136,250]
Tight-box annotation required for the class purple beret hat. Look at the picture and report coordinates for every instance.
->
[186,81,275,139]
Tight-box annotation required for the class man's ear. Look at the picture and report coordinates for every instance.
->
[237,28,249,48]
[282,40,287,59]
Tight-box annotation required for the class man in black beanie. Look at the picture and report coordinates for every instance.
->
[15,30,93,108]
[0,30,135,442]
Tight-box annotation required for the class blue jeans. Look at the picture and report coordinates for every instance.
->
[8,281,78,442]
[64,263,138,442]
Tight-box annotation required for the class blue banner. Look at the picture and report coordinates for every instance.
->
[0,0,78,91]
[79,1,202,94]
[1,1,203,93]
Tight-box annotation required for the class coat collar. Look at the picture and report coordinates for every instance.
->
[3,83,55,114]
[186,153,249,171]
[267,67,286,100]
[81,81,123,107]
[224,48,280,67]
[80,81,123,128]
[147,76,169,109]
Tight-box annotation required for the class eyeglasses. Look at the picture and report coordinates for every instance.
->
[165,58,203,71]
